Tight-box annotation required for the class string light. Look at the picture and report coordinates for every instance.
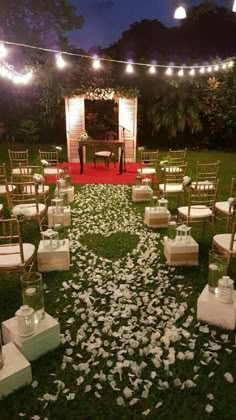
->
[189,68,195,76]
[148,65,156,74]
[0,43,7,58]
[56,53,66,69]
[126,63,134,73]
[207,66,212,73]
[92,58,101,69]
[178,68,184,77]
[174,6,187,19]
[233,0,236,12]
[166,67,173,76]
[214,65,219,71]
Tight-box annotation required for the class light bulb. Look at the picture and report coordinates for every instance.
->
[214,65,219,71]
[126,63,134,73]
[174,6,187,19]
[0,43,7,58]
[189,68,195,76]
[199,67,205,74]
[233,0,236,12]
[149,65,156,74]
[93,59,101,69]
[207,66,212,73]
[178,68,184,77]
[228,61,234,68]
[56,54,66,69]
[166,67,173,76]
[222,63,227,70]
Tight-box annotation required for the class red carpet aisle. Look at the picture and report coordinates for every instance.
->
[52,162,142,185]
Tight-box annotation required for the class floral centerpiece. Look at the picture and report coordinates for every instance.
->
[183,176,192,188]
[33,173,45,184]
[80,132,89,141]
[55,146,62,152]
[41,159,50,167]
[12,206,31,219]
[228,197,236,211]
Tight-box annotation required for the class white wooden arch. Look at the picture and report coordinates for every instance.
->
[65,93,138,162]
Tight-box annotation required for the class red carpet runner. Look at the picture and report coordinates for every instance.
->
[47,162,143,185]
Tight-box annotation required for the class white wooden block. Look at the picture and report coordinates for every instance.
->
[164,236,199,266]
[144,207,170,228]
[37,239,70,272]
[48,206,71,227]
[55,186,74,203]
[132,186,153,202]
[0,342,32,398]
[197,285,236,330]
[2,313,60,361]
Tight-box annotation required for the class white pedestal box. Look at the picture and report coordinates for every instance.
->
[55,186,74,203]
[164,236,199,266]
[144,207,170,228]
[0,342,32,399]
[2,313,60,362]
[37,239,70,272]
[47,206,71,227]
[132,186,153,202]
[197,285,236,330]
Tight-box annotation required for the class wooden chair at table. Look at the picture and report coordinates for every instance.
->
[215,178,236,232]
[5,180,47,230]
[39,150,64,179]
[191,161,220,189]
[0,217,35,275]
[8,149,30,181]
[11,164,50,206]
[159,163,187,206]
[137,150,159,183]
[212,203,236,269]
[178,179,219,231]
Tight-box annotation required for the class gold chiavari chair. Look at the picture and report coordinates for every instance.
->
[191,161,220,189]
[213,202,236,269]
[0,217,35,274]
[8,149,30,181]
[159,163,187,206]
[137,150,159,182]
[39,150,64,179]
[12,164,50,206]
[215,178,236,232]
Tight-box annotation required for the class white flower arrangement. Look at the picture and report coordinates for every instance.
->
[55,146,62,152]
[33,173,45,184]
[41,159,50,167]
[138,146,144,152]
[183,176,192,187]
[80,132,89,141]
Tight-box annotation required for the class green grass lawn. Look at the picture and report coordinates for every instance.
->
[0,144,236,420]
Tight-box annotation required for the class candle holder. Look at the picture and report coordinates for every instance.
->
[21,272,45,323]
[176,224,191,244]
[56,178,65,190]
[64,175,72,188]
[208,250,227,293]
[59,190,69,207]
[51,198,64,214]
[52,209,65,246]
[167,215,177,241]
[41,228,59,250]
[15,305,36,337]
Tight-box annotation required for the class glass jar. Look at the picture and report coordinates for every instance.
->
[51,198,64,214]
[208,250,227,293]
[15,305,36,337]
[218,276,234,304]
[59,191,69,207]
[167,215,177,241]
[0,328,3,369]
[41,228,59,249]
[65,175,71,188]
[21,272,45,323]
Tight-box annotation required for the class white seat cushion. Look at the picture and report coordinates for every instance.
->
[0,204,3,211]
[12,168,32,175]
[13,203,46,217]
[43,168,63,175]
[159,183,184,193]
[213,234,236,253]
[23,185,49,194]
[0,243,35,268]
[0,184,15,194]
[215,201,232,215]
[178,205,212,219]
[95,151,112,157]
[137,168,156,175]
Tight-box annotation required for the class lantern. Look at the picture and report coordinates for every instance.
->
[15,305,36,337]
[41,228,59,250]
[176,224,191,243]
[208,250,227,293]
[21,272,45,322]
[158,198,168,212]
[218,276,234,304]
[142,177,151,186]
[51,198,64,214]
[64,174,72,188]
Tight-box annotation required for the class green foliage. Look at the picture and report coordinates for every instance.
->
[67,86,140,100]
[16,119,39,144]
[148,82,203,138]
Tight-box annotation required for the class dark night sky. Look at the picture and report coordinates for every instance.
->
[70,0,230,50]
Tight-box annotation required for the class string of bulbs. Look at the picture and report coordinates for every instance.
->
[174,1,236,19]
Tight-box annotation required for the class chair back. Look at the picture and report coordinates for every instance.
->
[162,163,187,185]
[229,205,236,252]
[168,148,187,165]
[0,163,6,182]
[39,150,59,166]
[188,179,219,211]
[8,149,29,169]
[5,181,41,213]
[230,178,236,196]
[141,150,159,167]
[195,161,220,183]
[12,164,43,183]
